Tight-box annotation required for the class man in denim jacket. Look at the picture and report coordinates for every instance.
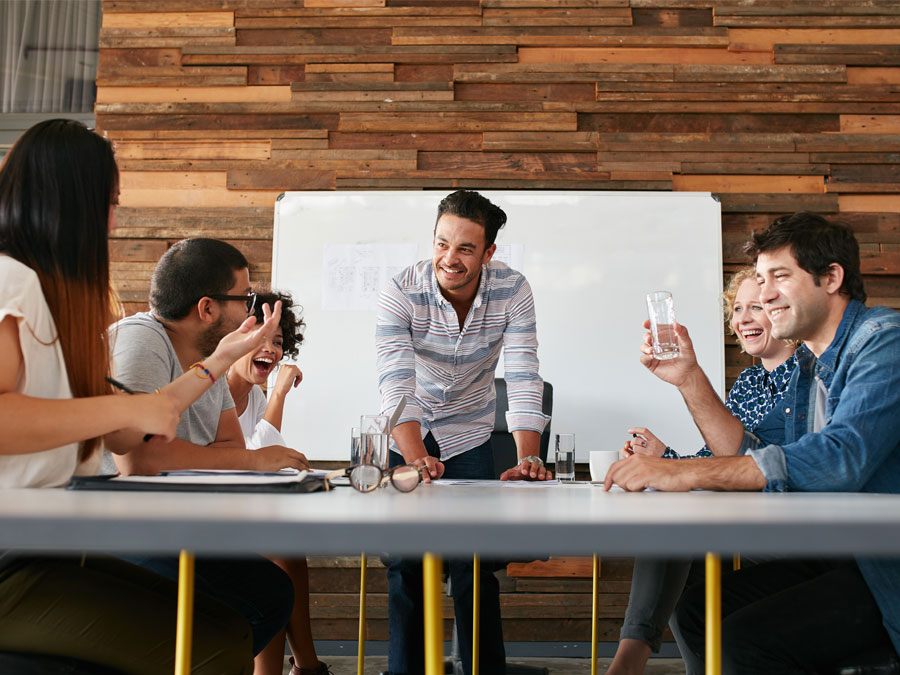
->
[606,212,900,673]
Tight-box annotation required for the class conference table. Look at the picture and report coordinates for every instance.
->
[3,482,900,674]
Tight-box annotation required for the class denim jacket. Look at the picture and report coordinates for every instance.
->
[741,299,900,653]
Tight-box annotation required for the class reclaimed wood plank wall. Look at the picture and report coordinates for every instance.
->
[97,0,900,384]
[95,0,900,643]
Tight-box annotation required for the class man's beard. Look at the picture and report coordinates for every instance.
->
[196,316,229,358]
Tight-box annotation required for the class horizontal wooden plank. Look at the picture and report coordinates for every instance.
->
[483,131,599,151]
[97,71,249,87]
[247,65,306,85]
[181,44,518,65]
[339,111,576,131]
[266,149,418,166]
[796,134,900,152]
[840,195,900,213]
[518,47,771,64]
[593,132,800,153]
[291,81,449,91]
[418,151,598,172]
[672,64,845,83]
[236,15,481,27]
[97,86,291,103]
[811,153,900,164]
[578,113,838,134]
[841,115,900,133]
[393,26,729,47]
[847,67,900,84]
[98,101,552,114]
[681,163,828,175]
[727,28,900,51]
[830,164,900,184]
[673,174,825,193]
[106,129,329,140]
[227,169,337,189]
[482,7,632,26]
[97,112,338,132]
[482,0,629,6]
[112,140,271,160]
[600,150,811,164]
[328,132,482,150]
[119,186,283,208]
[235,6,481,17]
[507,557,594,577]
[102,11,234,28]
[456,83,595,102]
[454,62,676,83]
[775,43,900,66]
[717,193,840,213]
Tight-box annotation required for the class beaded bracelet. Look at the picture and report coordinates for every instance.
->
[189,361,216,384]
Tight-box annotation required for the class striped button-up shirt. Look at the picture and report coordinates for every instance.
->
[376,259,548,461]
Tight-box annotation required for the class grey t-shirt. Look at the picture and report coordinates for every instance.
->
[109,311,234,446]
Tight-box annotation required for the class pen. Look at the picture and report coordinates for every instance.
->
[106,377,154,442]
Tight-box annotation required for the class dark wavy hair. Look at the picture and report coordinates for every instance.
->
[744,212,866,302]
[252,288,305,359]
[0,119,118,461]
[435,190,507,247]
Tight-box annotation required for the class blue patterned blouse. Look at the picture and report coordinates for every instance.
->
[662,354,797,459]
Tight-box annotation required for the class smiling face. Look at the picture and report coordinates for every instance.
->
[432,214,496,299]
[233,328,285,386]
[731,277,794,368]
[756,246,831,345]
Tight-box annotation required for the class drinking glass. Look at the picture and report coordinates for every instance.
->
[646,291,679,360]
[555,433,576,483]
[359,414,390,471]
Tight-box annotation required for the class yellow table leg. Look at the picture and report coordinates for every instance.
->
[472,554,480,675]
[423,553,444,675]
[705,553,722,675]
[591,555,600,675]
[174,550,195,675]
[358,553,367,675]
[733,553,741,571]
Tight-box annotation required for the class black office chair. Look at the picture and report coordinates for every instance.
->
[444,379,553,675]
[491,378,553,477]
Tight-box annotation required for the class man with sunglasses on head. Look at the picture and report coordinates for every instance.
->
[376,190,552,675]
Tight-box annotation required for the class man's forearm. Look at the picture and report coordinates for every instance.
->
[678,368,745,455]
[513,429,541,461]
[684,455,767,491]
[391,420,428,464]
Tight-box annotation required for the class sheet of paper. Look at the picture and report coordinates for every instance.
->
[112,470,309,486]
[322,243,418,311]
[493,243,524,272]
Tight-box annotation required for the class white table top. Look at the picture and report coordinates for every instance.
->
[2,483,900,558]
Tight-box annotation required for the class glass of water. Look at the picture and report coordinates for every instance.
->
[646,291,679,360]
[555,433,576,483]
[360,414,390,473]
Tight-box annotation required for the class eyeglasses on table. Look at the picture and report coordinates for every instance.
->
[325,463,424,493]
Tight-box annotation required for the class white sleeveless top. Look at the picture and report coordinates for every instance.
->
[0,255,80,487]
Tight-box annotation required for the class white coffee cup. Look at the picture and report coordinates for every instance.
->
[589,450,621,482]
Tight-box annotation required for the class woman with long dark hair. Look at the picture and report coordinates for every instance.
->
[0,119,280,673]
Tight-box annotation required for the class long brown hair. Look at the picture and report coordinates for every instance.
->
[0,120,118,461]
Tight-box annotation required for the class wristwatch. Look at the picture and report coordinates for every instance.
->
[520,455,543,467]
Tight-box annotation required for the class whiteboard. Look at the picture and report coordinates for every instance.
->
[272,191,724,462]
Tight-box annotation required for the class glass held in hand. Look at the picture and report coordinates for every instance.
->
[646,291,679,360]
[555,433,576,483]
[326,464,424,493]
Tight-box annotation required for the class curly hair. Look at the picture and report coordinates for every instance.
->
[252,287,305,359]
[722,267,757,337]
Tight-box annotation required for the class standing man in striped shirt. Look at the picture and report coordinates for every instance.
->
[376,190,552,675]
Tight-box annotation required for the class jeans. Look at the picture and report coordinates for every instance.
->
[122,554,293,656]
[386,435,505,675]
[672,558,898,675]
